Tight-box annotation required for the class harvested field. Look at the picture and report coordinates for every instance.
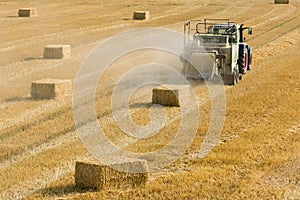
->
[0,0,299,199]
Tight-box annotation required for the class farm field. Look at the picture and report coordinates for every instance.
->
[0,0,299,199]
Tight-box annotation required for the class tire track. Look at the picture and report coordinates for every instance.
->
[0,100,65,133]
[0,131,77,171]
[251,4,297,28]
[0,155,88,200]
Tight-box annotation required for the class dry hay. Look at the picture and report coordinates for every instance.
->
[274,0,289,4]
[152,84,190,107]
[43,45,71,59]
[133,11,150,20]
[75,159,148,190]
[18,8,38,17]
[31,78,72,100]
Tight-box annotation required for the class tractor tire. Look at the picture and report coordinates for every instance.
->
[239,44,248,74]
[232,69,239,86]
[247,46,253,70]
[236,68,239,84]
[222,68,239,85]
[232,71,237,85]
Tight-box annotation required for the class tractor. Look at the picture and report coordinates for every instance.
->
[181,19,253,85]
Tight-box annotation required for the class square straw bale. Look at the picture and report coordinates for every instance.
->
[274,0,289,3]
[31,78,72,100]
[75,159,148,190]
[18,8,38,17]
[43,45,71,59]
[152,84,190,107]
[133,11,150,20]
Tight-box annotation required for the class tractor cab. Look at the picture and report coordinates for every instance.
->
[204,23,239,44]
[207,23,237,35]
[188,20,241,49]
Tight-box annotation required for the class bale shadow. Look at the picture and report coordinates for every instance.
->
[4,96,32,103]
[24,57,44,61]
[37,184,96,197]
[6,16,19,18]
[122,18,133,21]
[129,102,152,109]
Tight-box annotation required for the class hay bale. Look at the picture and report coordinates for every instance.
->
[152,84,190,107]
[75,160,105,190]
[274,0,289,3]
[18,8,37,17]
[43,45,71,59]
[31,78,72,100]
[75,159,148,190]
[189,52,216,74]
[133,11,150,20]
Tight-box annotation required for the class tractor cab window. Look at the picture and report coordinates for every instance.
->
[208,26,237,35]
[226,25,237,34]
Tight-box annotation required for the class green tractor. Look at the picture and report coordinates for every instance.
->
[181,19,253,85]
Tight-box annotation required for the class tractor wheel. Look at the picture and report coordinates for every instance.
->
[247,46,253,70]
[239,44,248,74]
[222,69,239,85]
[243,49,248,74]
[232,70,238,85]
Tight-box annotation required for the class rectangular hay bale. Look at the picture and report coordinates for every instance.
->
[152,84,190,107]
[189,52,216,74]
[75,159,148,190]
[31,78,72,100]
[43,45,71,59]
[274,0,289,3]
[18,8,37,17]
[133,11,150,20]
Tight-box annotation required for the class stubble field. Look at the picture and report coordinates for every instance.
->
[0,0,299,199]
